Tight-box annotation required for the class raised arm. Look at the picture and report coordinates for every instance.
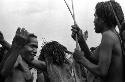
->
[27,59,46,71]
[0,31,11,50]
[0,28,29,77]
[71,24,98,63]
[73,32,113,77]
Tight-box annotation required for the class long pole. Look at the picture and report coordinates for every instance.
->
[71,0,79,50]
[70,1,79,82]
[64,0,74,18]
[63,0,79,49]
[63,0,79,82]
[109,0,121,30]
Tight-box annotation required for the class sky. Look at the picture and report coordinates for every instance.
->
[0,0,125,55]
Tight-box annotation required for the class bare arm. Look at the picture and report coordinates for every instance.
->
[73,32,113,77]
[1,45,21,76]
[77,34,98,63]
[29,59,46,71]
[71,25,98,63]
[0,28,29,77]
[0,31,11,50]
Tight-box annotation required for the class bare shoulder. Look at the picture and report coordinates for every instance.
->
[103,30,115,38]
[32,59,46,65]
[102,30,116,45]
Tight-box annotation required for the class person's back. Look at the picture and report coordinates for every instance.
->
[102,30,123,82]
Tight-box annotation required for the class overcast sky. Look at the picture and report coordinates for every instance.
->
[0,0,125,54]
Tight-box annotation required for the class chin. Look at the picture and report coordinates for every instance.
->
[30,57,34,61]
[95,29,101,33]
[27,56,34,61]
[95,30,99,33]
[95,31,100,33]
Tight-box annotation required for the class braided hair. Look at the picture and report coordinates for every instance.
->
[39,41,68,66]
[95,1,124,28]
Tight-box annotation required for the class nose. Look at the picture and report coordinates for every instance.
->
[33,51,37,55]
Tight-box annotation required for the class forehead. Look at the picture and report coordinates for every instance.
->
[28,37,38,46]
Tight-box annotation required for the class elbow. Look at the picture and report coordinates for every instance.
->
[100,72,107,78]
[97,68,108,78]
[0,68,10,77]
[1,69,6,77]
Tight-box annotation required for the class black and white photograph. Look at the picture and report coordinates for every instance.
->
[0,0,125,82]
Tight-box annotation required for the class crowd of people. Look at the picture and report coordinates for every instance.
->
[0,0,125,82]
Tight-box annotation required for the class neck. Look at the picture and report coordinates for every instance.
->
[101,25,116,34]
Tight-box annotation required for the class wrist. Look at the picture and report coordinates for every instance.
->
[11,44,22,50]
[0,39,4,43]
[12,36,27,48]
[78,36,85,44]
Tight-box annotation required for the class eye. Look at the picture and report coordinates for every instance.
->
[30,45,38,48]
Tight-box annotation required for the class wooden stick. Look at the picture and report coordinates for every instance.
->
[109,0,121,30]
[63,0,74,19]
[63,0,79,50]
[71,0,76,24]
[71,0,79,50]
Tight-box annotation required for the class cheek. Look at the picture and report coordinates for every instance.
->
[26,47,33,52]
[23,47,32,56]
[94,20,99,28]
[95,24,99,31]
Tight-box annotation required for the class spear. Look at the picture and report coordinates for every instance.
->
[63,1,80,81]
[71,0,79,50]
[109,0,121,30]
[63,0,73,18]
[63,0,79,50]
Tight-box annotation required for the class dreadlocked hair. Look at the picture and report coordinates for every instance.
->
[39,41,68,66]
[120,21,125,41]
[95,1,124,28]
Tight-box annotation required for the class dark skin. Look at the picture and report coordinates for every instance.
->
[0,30,46,72]
[71,13,123,82]
[0,31,4,43]
[1,28,29,77]
[0,31,11,50]
[0,31,11,68]
[121,30,125,48]
[25,58,46,71]
[0,31,12,82]
[71,25,98,64]
[1,28,46,82]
